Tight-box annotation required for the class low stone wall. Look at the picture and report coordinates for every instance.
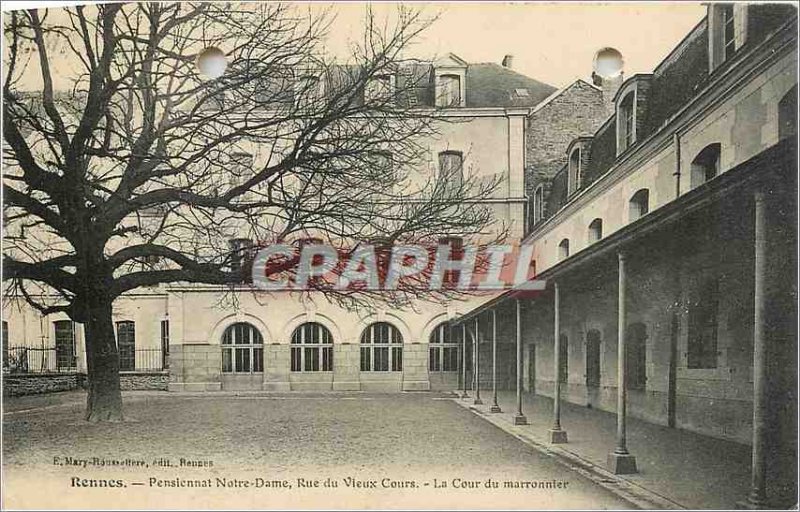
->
[4,371,169,396]
[120,372,169,391]
[3,372,85,396]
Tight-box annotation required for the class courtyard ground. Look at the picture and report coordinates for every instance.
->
[3,390,633,510]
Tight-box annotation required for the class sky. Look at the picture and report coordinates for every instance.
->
[322,2,707,88]
[3,2,708,91]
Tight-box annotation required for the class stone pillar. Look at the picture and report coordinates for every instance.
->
[513,299,527,425]
[402,343,431,391]
[263,343,291,391]
[490,309,502,413]
[608,251,637,474]
[474,317,483,404]
[460,323,469,399]
[549,282,568,443]
[742,191,769,508]
[333,343,361,391]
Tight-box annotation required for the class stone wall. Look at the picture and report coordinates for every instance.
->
[3,373,84,396]
[167,344,222,392]
[120,372,169,391]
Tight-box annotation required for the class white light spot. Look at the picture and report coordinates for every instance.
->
[196,47,227,79]
[593,47,624,79]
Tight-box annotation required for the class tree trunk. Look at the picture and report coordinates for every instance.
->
[83,299,123,422]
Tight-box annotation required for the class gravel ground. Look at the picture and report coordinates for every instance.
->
[3,392,633,509]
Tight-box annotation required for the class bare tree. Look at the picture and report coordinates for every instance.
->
[3,3,503,421]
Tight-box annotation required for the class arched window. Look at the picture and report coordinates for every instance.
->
[114,321,134,371]
[532,184,544,224]
[690,143,721,189]
[588,218,603,243]
[629,189,649,221]
[625,323,647,390]
[618,92,636,152]
[291,322,333,372]
[429,322,462,372]
[568,147,582,195]
[558,334,568,383]
[779,85,797,141]
[221,322,264,373]
[585,329,601,387]
[360,322,403,372]
[558,239,570,261]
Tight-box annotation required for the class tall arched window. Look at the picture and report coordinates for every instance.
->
[568,148,582,195]
[360,322,403,372]
[558,239,570,261]
[690,143,721,190]
[429,322,461,372]
[532,184,544,224]
[221,322,264,373]
[588,218,603,243]
[629,189,649,221]
[291,322,333,372]
[779,85,797,141]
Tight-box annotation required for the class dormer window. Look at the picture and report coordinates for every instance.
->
[365,74,395,104]
[709,4,748,72]
[568,148,582,195]
[437,74,462,107]
[619,92,635,151]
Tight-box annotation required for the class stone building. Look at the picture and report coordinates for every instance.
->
[454,3,797,508]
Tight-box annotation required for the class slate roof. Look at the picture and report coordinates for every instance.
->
[465,63,557,108]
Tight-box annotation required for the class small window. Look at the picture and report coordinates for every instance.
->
[115,321,135,371]
[588,218,603,243]
[687,278,719,369]
[779,85,797,141]
[429,322,462,372]
[558,239,570,261]
[291,322,333,372]
[360,322,403,372]
[722,5,736,61]
[568,148,582,195]
[629,189,649,221]
[558,334,568,384]
[690,143,721,189]
[221,322,264,373]
[619,92,636,152]
[437,74,461,107]
[438,151,463,189]
[365,74,394,104]
[228,238,254,275]
[532,185,545,224]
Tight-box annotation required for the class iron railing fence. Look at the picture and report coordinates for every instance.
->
[3,347,167,373]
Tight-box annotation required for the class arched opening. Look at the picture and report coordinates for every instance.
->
[588,218,603,243]
[690,143,721,189]
[558,239,570,261]
[429,322,462,372]
[779,85,797,141]
[585,329,601,388]
[360,322,403,372]
[221,322,264,373]
[628,189,649,221]
[291,322,333,372]
[625,323,647,390]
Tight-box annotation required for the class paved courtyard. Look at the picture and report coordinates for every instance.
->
[3,391,633,509]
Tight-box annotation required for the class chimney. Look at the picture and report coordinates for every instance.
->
[501,54,514,69]
[592,48,624,116]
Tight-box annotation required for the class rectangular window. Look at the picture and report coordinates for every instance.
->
[687,279,720,369]
[392,347,403,372]
[116,321,136,371]
[304,347,319,371]
[322,346,333,371]
[438,151,464,189]
[253,348,263,372]
[222,349,233,373]
[373,346,389,371]
[291,347,302,372]
[54,320,76,371]
[722,5,736,60]
[160,319,170,369]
